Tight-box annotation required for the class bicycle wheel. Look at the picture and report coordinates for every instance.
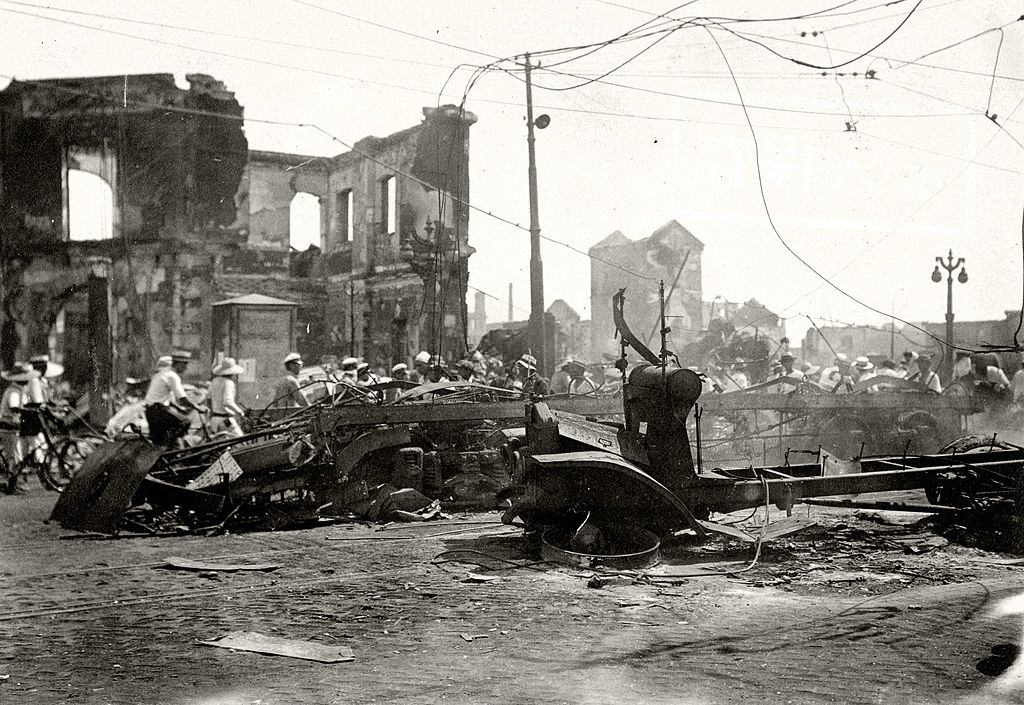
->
[47,437,103,491]
[0,451,16,495]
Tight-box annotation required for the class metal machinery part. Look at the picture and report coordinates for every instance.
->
[505,288,1024,542]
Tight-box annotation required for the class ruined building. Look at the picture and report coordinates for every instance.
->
[589,220,703,361]
[0,74,476,411]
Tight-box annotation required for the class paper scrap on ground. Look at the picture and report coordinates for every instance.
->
[200,631,354,663]
[163,556,281,572]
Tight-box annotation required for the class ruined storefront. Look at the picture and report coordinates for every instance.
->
[0,73,476,411]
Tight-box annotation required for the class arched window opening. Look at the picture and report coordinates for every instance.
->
[68,170,114,241]
[382,175,396,236]
[289,192,322,251]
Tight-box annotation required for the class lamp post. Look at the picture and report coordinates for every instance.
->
[524,53,551,376]
[931,249,968,382]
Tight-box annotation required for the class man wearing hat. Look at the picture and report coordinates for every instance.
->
[411,351,431,384]
[209,357,246,437]
[355,361,379,387]
[774,353,804,380]
[273,352,310,408]
[898,351,919,379]
[143,351,204,446]
[506,353,549,395]
[453,359,480,384]
[391,363,410,383]
[852,356,875,383]
[909,354,941,392]
[564,359,596,396]
[26,354,63,405]
[338,357,359,386]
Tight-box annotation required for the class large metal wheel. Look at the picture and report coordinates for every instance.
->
[38,436,103,492]
[895,410,943,456]
[816,414,873,459]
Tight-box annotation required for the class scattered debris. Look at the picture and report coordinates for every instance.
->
[162,557,282,572]
[199,631,355,663]
[459,633,489,642]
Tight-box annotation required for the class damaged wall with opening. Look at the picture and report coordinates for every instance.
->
[0,73,476,406]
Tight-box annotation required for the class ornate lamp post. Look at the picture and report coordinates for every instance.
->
[931,249,968,381]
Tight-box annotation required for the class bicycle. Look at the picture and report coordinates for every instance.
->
[1,403,106,493]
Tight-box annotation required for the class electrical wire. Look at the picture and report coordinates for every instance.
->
[702,26,976,361]
[731,26,1024,83]
[774,91,1024,329]
[705,1,924,71]
[0,0,475,72]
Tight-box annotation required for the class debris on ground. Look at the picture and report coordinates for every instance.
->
[161,557,282,572]
[199,631,355,663]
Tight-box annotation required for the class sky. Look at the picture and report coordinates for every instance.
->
[2,0,1023,345]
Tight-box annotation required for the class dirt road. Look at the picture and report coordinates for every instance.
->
[2,487,1023,704]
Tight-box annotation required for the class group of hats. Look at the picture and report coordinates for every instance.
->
[2,354,64,382]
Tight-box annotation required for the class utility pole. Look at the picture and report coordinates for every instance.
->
[524,53,546,375]
[931,249,968,382]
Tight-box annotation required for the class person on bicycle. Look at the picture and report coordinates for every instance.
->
[27,354,63,404]
[143,351,205,446]
[0,363,35,466]
[209,357,246,437]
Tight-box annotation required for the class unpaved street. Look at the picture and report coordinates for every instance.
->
[3,487,1024,705]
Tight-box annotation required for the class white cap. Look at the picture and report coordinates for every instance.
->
[414,351,431,365]
[283,352,302,365]
[341,357,358,369]
[391,363,408,373]
[156,356,173,368]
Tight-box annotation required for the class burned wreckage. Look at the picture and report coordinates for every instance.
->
[54,289,1024,553]
[500,289,1024,550]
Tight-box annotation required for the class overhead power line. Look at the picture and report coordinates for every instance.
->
[0,0,473,72]
[703,25,999,357]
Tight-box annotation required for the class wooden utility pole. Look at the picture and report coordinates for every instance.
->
[524,54,546,375]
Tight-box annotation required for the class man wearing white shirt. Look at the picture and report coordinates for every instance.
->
[144,351,204,446]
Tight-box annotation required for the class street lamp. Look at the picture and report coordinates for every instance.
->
[931,249,967,381]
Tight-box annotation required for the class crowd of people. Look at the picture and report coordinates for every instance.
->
[101,347,610,448]
[698,347,1024,402]
[16,341,1024,454]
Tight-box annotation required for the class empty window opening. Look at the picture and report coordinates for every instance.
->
[289,192,322,251]
[68,170,114,241]
[337,189,352,243]
[382,175,397,236]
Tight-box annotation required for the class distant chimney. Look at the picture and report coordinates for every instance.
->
[508,283,513,322]
[473,290,486,335]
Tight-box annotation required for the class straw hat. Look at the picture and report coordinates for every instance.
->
[156,355,173,368]
[517,353,537,372]
[30,354,64,378]
[854,356,874,371]
[213,357,245,376]
[1,362,36,383]
[170,350,193,363]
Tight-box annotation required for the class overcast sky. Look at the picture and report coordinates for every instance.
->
[2,0,1022,344]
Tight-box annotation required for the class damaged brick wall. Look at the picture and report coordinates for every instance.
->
[1,72,476,393]
[0,74,247,381]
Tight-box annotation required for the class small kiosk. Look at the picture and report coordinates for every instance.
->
[211,294,298,408]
